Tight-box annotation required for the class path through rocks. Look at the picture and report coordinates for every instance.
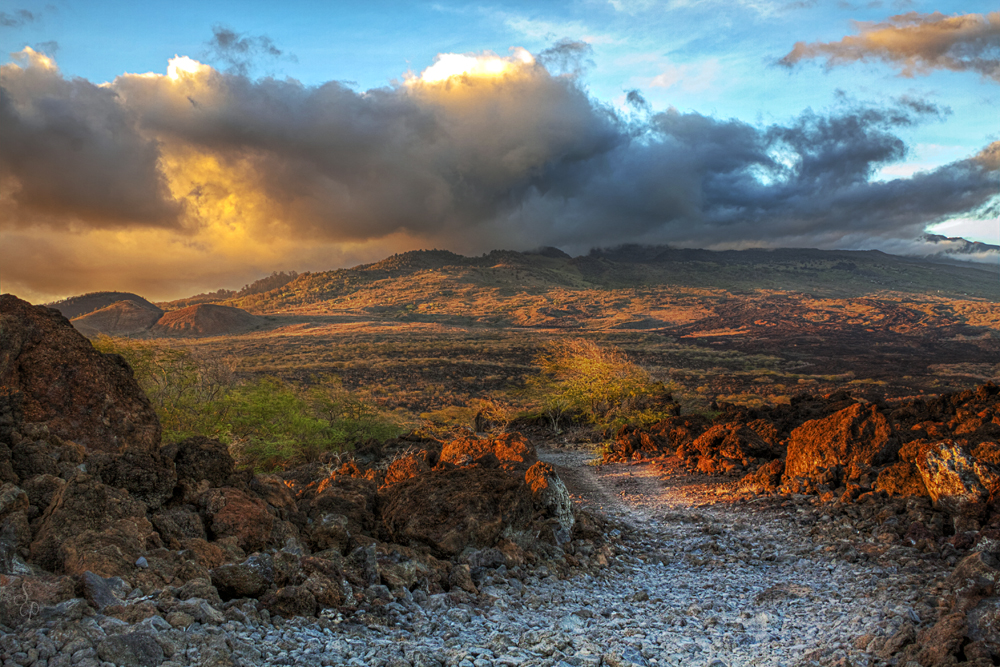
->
[4,447,947,667]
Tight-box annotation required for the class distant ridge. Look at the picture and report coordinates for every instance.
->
[46,291,158,319]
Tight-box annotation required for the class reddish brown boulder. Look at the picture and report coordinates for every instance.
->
[163,436,241,503]
[303,475,378,535]
[0,295,160,453]
[87,450,177,510]
[0,573,76,627]
[693,424,773,465]
[20,474,65,514]
[150,507,207,547]
[211,553,275,600]
[380,467,534,557]
[917,441,1000,514]
[383,450,433,487]
[259,585,317,618]
[199,487,273,553]
[60,516,155,577]
[30,474,148,573]
[739,459,785,494]
[874,462,929,497]
[439,433,537,468]
[784,403,898,485]
[605,429,668,462]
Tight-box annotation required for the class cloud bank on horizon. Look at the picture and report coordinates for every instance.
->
[1,17,998,301]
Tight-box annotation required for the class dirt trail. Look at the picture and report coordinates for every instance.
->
[538,447,946,666]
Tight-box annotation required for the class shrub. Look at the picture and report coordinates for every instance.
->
[526,338,673,433]
[92,336,403,472]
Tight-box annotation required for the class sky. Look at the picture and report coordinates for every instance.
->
[1,0,998,302]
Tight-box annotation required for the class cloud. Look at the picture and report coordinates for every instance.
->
[0,9,38,28]
[0,48,184,230]
[780,11,1000,82]
[1,48,997,301]
[204,25,292,76]
[537,39,595,77]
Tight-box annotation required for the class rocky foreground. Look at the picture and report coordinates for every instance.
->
[2,293,1000,666]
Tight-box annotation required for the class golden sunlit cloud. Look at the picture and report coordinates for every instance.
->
[166,55,211,81]
[409,48,535,85]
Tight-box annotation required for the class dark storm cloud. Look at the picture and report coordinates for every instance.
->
[1,48,996,254]
[0,49,183,230]
[205,25,291,76]
[0,9,38,28]
[780,12,1000,83]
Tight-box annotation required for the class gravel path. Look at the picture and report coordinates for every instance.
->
[3,448,949,667]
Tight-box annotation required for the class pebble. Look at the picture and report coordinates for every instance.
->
[0,453,950,667]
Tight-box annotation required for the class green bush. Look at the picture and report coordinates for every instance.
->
[525,338,673,433]
[92,336,403,472]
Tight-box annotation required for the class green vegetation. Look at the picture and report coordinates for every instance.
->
[524,338,674,433]
[93,336,404,472]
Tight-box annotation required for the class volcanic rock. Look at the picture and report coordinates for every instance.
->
[87,450,177,510]
[439,432,537,468]
[917,441,1000,514]
[198,487,273,553]
[873,461,930,497]
[784,402,899,487]
[0,294,161,453]
[30,473,150,574]
[524,461,574,544]
[380,467,535,557]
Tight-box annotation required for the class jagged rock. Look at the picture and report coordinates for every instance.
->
[0,573,76,627]
[96,631,165,667]
[260,585,317,618]
[303,475,378,536]
[524,461,574,544]
[163,436,241,501]
[20,474,65,513]
[383,450,433,487]
[381,467,534,557]
[80,570,126,609]
[784,403,898,486]
[692,424,774,470]
[211,553,275,600]
[87,450,177,510]
[199,487,273,553]
[917,441,1000,514]
[0,483,28,521]
[439,432,537,468]
[150,507,207,547]
[30,473,149,573]
[60,515,156,577]
[966,597,1000,658]
[873,461,929,497]
[308,512,350,553]
[0,294,161,453]
[739,459,785,494]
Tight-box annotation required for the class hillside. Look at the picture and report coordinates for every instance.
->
[46,291,159,319]
[148,303,264,337]
[71,300,164,337]
[183,246,1000,317]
